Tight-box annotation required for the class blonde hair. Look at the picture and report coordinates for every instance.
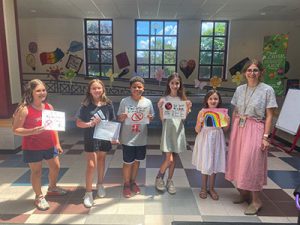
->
[82,79,111,106]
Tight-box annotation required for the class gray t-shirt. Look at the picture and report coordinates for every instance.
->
[117,96,154,146]
[231,82,278,120]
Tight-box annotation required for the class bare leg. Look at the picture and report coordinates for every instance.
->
[208,173,219,200]
[96,151,106,185]
[167,153,176,180]
[123,163,132,184]
[46,156,60,189]
[251,191,262,208]
[28,162,43,197]
[159,152,173,174]
[199,174,208,199]
[85,152,97,192]
[130,161,140,182]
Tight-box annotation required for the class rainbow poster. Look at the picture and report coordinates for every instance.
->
[201,108,228,128]
[40,48,65,65]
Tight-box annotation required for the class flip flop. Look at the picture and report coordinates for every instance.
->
[199,190,207,199]
[208,190,219,200]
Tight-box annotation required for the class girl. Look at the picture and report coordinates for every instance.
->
[192,90,229,200]
[76,79,116,208]
[12,79,67,211]
[155,73,192,194]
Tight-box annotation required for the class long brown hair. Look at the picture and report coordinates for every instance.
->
[203,89,222,108]
[164,72,187,100]
[82,79,111,106]
[14,79,47,113]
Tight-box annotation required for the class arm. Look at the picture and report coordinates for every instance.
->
[186,100,192,117]
[157,98,164,121]
[223,114,231,132]
[195,111,203,133]
[12,107,45,136]
[261,108,274,151]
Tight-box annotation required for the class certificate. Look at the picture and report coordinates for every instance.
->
[93,121,121,141]
[163,101,187,119]
[42,110,65,131]
[125,106,150,125]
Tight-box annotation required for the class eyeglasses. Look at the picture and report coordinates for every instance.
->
[246,68,260,73]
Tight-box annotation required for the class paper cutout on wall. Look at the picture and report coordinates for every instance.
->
[65,55,83,72]
[105,69,119,87]
[28,42,38,54]
[118,68,129,78]
[116,52,130,69]
[63,69,77,83]
[46,65,63,80]
[229,57,250,75]
[26,54,36,71]
[231,71,244,86]
[194,79,207,90]
[40,48,65,65]
[202,108,228,127]
[210,76,222,89]
[155,68,165,85]
[67,41,83,54]
[179,59,195,79]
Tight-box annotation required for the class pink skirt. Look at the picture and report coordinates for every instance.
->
[225,116,267,191]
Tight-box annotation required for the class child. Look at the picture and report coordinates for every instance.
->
[12,79,67,211]
[117,76,154,198]
[76,79,116,208]
[192,90,229,200]
[155,73,192,194]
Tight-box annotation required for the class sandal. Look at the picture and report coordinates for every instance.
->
[199,189,207,199]
[208,189,219,200]
[244,203,262,215]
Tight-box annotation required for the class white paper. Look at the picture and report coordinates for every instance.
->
[163,101,187,119]
[125,106,150,125]
[42,110,65,131]
[93,121,121,141]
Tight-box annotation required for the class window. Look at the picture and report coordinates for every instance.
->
[198,21,229,80]
[135,20,178,78]
[84,19,113,77]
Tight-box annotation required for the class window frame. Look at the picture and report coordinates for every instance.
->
[84,18,114,77]
[135,19,179,79]
[198,20,229,81]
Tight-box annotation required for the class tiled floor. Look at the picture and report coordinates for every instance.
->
[0,128,299,224]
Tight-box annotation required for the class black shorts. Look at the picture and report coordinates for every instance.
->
[122,145,146,164]
[23,147,58,163]
[84,139,112,152]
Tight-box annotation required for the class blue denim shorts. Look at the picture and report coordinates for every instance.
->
[23,147,58,163]
[122,145,146,164]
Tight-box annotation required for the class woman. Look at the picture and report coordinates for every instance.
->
[225,59,278,215]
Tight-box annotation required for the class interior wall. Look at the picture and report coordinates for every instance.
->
[18,17,300,89]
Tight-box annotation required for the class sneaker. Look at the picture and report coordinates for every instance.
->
[47,186,68,196]
[166,179,176,194]
[35,195,50,211]
[155,177,166,191]
[83,192,93,208]
[130,182,141,195]
[97,184,106,198]
[123,184,131,198]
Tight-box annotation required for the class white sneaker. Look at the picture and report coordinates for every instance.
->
[166,179,176,194]
[155,177,166,191]
[97,185,106,198]
[83,192,93,208]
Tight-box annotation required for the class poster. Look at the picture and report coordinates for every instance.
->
[262,34,288,96]
[42,110,65,131]
[201,108,228,127]
[163,101,187,119]
[93,121,121,141]
[125,106,150,125]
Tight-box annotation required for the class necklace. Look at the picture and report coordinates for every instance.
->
[239,83,259,127]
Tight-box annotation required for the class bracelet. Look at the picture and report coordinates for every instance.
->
[262,137,269,142]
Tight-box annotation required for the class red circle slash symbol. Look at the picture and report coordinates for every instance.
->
[131,112,143,121]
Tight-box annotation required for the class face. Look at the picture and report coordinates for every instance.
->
[89,82,104,100]
[207,93,220,108]
[130,82,144,98]
[245,64,261,82]
[169,77,181,93]
[32,84,47,102]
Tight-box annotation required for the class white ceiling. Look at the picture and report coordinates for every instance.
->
[17,0,300,21]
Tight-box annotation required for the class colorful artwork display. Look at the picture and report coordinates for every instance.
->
[201,108,228,128]
[116,52,130,69]
[179,59,195,79]
[26,54,36,71]
[40,48,65,65]
[65,55,83,72]
[67,41,83,53]
[42,110,65,131]
[262,34,288,96]
[125,106,150,125]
